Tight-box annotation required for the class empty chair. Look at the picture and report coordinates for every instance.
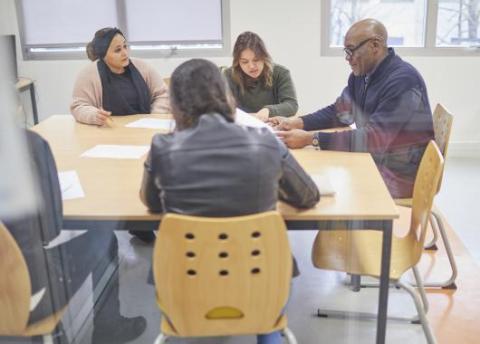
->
[153,211,297,344]
[311,141,444,344]
[395,103,456,289]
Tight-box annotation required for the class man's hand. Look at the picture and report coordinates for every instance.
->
[267,116,303,131]
[276,129,314,149]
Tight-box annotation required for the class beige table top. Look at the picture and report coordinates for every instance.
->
[33,114,398,222]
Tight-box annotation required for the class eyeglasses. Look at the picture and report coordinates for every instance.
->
[344,38,374,58]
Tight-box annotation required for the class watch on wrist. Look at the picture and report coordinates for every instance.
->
[312,133,320,149]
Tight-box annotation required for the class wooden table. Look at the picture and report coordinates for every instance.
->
[34,114,398,344]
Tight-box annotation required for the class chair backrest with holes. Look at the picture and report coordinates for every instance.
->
[153,211,291,336]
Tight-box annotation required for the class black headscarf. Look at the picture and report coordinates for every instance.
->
[92,28,123,59]
[93,28,151,115]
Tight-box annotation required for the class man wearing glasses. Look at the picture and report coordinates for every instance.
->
[269,18,434,198]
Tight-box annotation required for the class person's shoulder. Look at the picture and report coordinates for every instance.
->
[272,63,291,77]
[150,132,175,155]
[130,58,159,75]
[250,127,288,156]
[222,65,233,74]
[273,63,290,73]
[24,129,48,148]
[222,67,237,89]
[151,132,174,146]
[385,51,418,76]
[222,66,234,79]
[130,57,150,70]
[388,55,425,86]
[211,113,276,144]
[23,130,57,174]
[77,60,99,78]
[241,125,282,147]
[272,64,294,86]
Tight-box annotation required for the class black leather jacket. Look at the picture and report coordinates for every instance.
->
[140,113,319,216]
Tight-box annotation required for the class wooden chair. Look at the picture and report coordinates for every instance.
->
[395,103,456,289]
[0,221,65,342]
[312,141,443,344]
[152,211,297,344]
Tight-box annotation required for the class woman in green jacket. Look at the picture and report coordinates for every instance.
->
[224,31,298,121]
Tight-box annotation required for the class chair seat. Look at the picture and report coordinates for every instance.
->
[312,230,421,280]
[160,314,287,337]
[395,198,443,214]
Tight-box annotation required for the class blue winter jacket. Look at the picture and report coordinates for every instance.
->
[302,48,434,198]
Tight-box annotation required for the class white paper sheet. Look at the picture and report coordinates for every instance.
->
[235,108,274,132]
[125,118,175,131]
[30,288,46,311]
[80,145,149,159]
[311,174,336,196]
[44,230,88,249]
[58,170,85,200]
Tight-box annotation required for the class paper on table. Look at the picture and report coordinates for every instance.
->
[58,170,85,200]
[311,174,336,196]
[125,118,175,131]
[235,108,274,132]
[81,145,149,159]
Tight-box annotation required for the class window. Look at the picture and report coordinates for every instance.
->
[437,0,480,47]
[322,0,480,55]
[16,0,230,60]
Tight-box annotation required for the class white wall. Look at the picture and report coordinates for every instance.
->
[3,0,480,156]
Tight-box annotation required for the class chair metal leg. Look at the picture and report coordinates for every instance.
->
[154,333,168,344]
[317,278,421,323]
[425,214,439,250]
[350,274,361,292]
[422,209,458,289]
[398,205,458,289]
[412,266,429,314]
[316,306,419,323]
[282,327,298,344]
[396,279,437,344]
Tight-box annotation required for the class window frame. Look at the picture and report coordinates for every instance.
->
[16,0,231,60]
[321,0,480,56]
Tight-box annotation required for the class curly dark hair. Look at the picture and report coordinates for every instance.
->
[231,31,273,94]
[170,59,234,130]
